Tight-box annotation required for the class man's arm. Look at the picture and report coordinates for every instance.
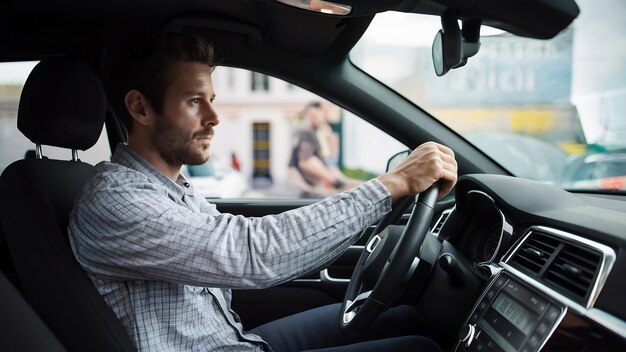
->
[69,177,391,289]
[69,141,456,290]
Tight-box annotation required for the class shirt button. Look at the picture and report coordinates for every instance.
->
[365,201,372,208]
[183,182,190,188]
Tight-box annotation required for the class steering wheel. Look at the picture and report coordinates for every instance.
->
[339,183,439,336]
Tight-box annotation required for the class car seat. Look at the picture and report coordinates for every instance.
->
[0,272,67,351]
[0,58,136,351]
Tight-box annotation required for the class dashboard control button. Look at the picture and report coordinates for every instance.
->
[529,296,547,313]
[477,332,502,352]
[536,321,550,336]
[527,333,541,348]
[494,276,508,289]
[485,289,496,300]
[526,334,543,349]
[484,339,495,351]
[470,340,485,352]
[484,308,525,348]
[545,306,560,322]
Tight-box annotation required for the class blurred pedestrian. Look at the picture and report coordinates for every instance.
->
[288,102,361,197]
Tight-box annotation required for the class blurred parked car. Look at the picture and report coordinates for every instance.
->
[560,150,626,191]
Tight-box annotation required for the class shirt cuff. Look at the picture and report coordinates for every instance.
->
[355,178,392,215]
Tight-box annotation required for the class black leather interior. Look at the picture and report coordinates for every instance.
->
[0,272,67,352]
[0,223,18,289]
[0,58,136,351]
[0,150,45,291]
[17,58,106,150]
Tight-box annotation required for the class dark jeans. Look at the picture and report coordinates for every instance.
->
[249,303,442,352]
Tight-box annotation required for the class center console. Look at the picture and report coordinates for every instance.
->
[455,271,566,352]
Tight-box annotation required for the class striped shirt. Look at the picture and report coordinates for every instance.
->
[68,143,391,351]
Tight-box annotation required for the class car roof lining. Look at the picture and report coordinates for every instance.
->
[0,0,578,59]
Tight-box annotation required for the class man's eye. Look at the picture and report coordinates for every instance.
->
[191,98,200,104]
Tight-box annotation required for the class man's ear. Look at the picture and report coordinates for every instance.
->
[124,90,154,127]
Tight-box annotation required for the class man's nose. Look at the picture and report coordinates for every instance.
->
[202,103,220,127]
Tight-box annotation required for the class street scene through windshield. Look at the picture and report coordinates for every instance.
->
[351,0,626,192]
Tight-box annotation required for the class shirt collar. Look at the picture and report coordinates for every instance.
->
[112,143,194,197]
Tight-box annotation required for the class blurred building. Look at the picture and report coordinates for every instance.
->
[211,67,341,185]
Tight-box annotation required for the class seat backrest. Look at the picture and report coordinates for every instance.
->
[0,150,47,292]
[0,272,67,352]
[0,58,136,352]
[0,219,19,289]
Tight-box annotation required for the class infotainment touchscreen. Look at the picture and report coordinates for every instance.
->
[458,272,566,352]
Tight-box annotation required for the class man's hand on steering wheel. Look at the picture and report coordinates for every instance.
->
[378,141,458,202]
[339,141,458,336]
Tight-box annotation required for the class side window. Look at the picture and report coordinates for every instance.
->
[0,61,110,175]
[187,67,406,199]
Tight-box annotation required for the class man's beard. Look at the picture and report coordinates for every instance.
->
[152,116,212,168]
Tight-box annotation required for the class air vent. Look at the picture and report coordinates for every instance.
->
[509,232,560,276]
[544,243,601,303]
[506,228,612,308]
[431,208,452,236]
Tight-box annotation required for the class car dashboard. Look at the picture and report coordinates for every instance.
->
[432,174,626,351]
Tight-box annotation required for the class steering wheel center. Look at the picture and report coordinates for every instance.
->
[362,226,405,290]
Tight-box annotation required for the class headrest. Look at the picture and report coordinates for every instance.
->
[18,58,106,151]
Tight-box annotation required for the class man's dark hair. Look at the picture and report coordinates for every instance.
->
[103,32,215,134]
[300,101,322,119]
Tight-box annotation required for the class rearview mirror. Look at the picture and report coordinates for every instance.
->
[432,10,481,76]
[386,150,410,172]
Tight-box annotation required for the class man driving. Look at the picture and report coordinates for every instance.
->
[68,32,457,351]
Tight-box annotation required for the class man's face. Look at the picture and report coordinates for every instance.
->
[307,107,326,129]
[151,61,219,167]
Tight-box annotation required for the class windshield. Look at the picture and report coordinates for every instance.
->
[350,0,626,192]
